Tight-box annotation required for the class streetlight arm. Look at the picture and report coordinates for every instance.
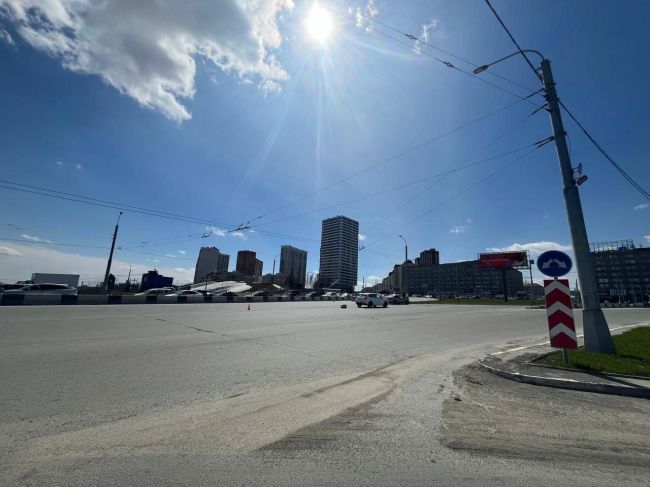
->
[473,49,545,75]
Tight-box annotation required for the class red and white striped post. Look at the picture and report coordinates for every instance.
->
[544,279,578,361]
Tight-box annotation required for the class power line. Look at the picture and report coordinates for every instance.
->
[240,97,530,227]
[0,180,319,245]
[253,140,539,229]
[361,109,542,236]
[483,0,542,82]
[364,144,547,251]
[321,1,544,108]
[558,100,650,201]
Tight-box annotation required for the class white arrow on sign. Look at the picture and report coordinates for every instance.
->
[542,258,568,269]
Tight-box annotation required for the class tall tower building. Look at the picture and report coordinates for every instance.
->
[193,247,229,283]
[279,245,308,287]
[319,215,359,292]
[236,250,258,276]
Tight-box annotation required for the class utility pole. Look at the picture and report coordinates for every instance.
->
[399,235,408,296]
[540,59,615,353]
[528,259,535,308]
[103,212,123,294]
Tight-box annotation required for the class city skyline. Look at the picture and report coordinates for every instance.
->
[0,1,648,289]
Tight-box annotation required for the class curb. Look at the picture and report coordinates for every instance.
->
[479,323,650,399]
[478,358,650,399]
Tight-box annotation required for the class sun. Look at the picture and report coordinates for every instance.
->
[305,4,333,43]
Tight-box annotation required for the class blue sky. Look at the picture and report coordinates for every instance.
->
[0,0,648,287]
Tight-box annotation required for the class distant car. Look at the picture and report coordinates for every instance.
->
[0,284,25,293]
[222,291,237,296]
[2,283,78,296]
[386,294,409,305]
[196,290,214,297]
[248,291,271,298]
[135,288,170,296]
[356,293,388,308]
[308,290,324,298]
[167,290,203,296]
[324,291,339,299]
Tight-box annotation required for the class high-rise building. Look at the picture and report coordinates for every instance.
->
[279,245,308,287]
[193,247,230,283]
[319,215,359,292]
[236,250,258,276]
[254,258,263,278]
[419,248,440,266]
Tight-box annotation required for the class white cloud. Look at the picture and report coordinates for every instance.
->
[352,0,378,32]
[205,226,226,237]
[75,163,83,170]
[645,235,650,243]
[0,28,13,45]
[449,226,465,234]
[0,0,294,121]
[0,240,195,284]
[178,250,186,255]
[21,233,52,243]
[414,18,439,52]
[634,203,649,211]
[0,245,22,256]
[358,233,366,241]
[164,254,176,258]
[466,218,473,224]
[56,160,64,166]
[487,241,572,257]
[230,231,246,240]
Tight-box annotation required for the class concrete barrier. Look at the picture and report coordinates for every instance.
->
[1,293,351,306]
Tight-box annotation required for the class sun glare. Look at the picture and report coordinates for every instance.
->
[305,4,333,43]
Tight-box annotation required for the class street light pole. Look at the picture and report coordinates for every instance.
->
[103,211,123,294]
[399,235,408,295]
[474,51,615,354]
[539,59,615,353]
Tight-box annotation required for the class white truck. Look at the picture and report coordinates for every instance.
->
[31,273,80,288]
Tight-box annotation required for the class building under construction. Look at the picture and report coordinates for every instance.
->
[591,240,650,303]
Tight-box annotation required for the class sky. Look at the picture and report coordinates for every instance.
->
[0,0,648,288]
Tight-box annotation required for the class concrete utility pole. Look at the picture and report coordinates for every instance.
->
[474,52,616,354]
[103,212,123,294]
[540,59,616,353]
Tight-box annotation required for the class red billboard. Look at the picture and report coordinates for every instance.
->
[479,251,528,269]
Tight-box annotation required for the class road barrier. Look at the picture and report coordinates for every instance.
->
[0,294,343,306]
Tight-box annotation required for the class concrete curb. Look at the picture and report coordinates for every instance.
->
[479,324,650,399]
[478,358,650,399]
[0,294,349,306]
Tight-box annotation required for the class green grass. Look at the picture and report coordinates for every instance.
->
[543,327,650,377]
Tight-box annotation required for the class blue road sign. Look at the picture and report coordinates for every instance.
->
[537,250,573,278]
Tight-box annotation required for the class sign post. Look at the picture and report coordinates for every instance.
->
[538,251,578,355]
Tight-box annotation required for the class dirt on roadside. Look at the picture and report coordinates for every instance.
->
[441,363,650,467]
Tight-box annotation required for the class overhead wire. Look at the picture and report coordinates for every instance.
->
[323,0,538,94]
[558,100,650,201]
[364,142,550,251]
[240,96,532,228]
[481,0,649,201]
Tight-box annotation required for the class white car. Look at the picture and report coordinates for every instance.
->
[166,290,202,296]
[135,288,171,296]
[355,293,388,308]
[2,283,78,296]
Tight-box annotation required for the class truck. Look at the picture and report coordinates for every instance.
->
[31,273,80,288]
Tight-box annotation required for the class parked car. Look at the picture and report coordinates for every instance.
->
[222,291,237,296]
[355,293,388,308]
[386,294,409,304]
[0,284,26,293]
[135,288,171,296]
[308,290,324,298]
[167,290,203,296]
[248,290,271,298]
[2,283,78,296]
[324,291,339,299]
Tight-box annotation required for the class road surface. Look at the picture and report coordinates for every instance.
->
[1,302,649,486]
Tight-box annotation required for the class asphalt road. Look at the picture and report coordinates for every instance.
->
[1,302,649,486]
